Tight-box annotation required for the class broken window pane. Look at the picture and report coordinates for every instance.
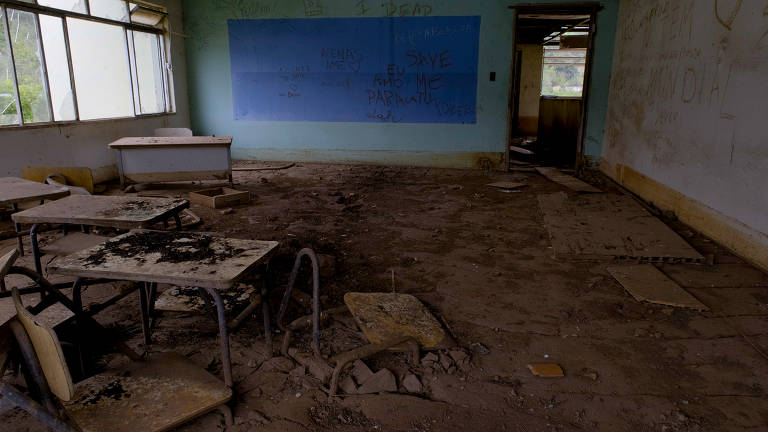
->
[8,9,52,123]
[67,17,133,119]
[89,0,129,23]
[0,8,20,125]
[37,0,87,14]
[39,15,75,121]
[132,30,164,114]
[541,47,587,97]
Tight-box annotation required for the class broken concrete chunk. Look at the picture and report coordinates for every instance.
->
[219,207,233,215]
[289,350,334,383]
[351,359,374,385]
[470,342,490,355]
[340,376,358,395]
[421,353,438,365]
[357,369,397,394]
[258,356,295,373]
[438,352,454,370]
[402,374,423,393]
[449,349,468,364]
[527,363,565,378]
[289,365,306,377]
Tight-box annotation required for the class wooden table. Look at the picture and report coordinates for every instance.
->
[0,177,70,255]
[109,136,234,187]
[48,230,280,388]
[11,195,189,275]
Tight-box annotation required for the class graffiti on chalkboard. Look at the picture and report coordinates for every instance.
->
[227,16,480,123]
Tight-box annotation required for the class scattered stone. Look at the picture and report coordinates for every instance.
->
[351,359,375,385]
[447,366,456,374]
[289,349,334,383]
[470,342,490,355]
[449,349,469,364]
[402,374,423,393]
[357,369,397,394]
[438,352,454,370]
[247,359,257,368]
[219,208,233,215]
[527,363,565,378]
[289,365,306,377]
[258,356,295,373]
[340,376,358,395]
[421,353,438,365]
[581,369,598,381]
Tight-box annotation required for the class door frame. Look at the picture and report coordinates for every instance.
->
[506,2,602,170]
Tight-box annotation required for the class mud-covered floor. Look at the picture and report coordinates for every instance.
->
[3,163,768,431]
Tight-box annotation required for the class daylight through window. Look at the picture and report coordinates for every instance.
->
[541,46,587,97]
[0,0,171,127]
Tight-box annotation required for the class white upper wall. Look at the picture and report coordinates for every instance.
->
[0,0,190,178]
[602,0,768,234]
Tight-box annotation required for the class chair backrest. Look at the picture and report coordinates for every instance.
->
[154,127,193,137]
[12,288,74,401]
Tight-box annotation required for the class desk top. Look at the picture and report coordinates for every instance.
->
[48,230,279,289]
[0,177,70,206]
[11,195,189,229]
[109,136,233,149]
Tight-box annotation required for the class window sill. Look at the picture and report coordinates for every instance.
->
[0,112,177,132]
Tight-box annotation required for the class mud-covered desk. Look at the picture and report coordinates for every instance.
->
[48,230,279,388]
[0,177,70,255]
[108,136,234,187]
[11,195,189,275]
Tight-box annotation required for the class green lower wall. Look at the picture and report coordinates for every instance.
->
[182,0,618,167]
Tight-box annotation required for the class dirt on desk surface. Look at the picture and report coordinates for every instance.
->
[3,162,768,432]
[82,231,245,266]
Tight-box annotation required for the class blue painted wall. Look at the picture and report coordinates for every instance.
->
[182,0,619,167]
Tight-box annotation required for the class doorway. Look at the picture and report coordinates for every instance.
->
[507,4,598,170]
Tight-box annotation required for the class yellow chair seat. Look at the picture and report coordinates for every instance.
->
[66,351,231,432]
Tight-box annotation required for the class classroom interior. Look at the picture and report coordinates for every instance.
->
[1,1,767,431]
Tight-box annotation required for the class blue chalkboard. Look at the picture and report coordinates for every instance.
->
[227,16,481,124]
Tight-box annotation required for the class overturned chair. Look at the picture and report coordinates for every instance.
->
[0,250,233,431]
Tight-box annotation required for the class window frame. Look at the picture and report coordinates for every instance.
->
[0,0,173,129]
[540,46,587,98]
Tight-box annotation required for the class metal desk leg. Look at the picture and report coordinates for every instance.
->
[29,224,43,278]
[147,282,157,329]
[11,203,23,256]
[9,265,143,362]
[173,213,183,231]
[203,287,233,388]
[71,278,87,374]
[0,382,74,432]
[139,283,151,347]
[261,272,272,356]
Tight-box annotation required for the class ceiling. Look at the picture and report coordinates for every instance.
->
[516,14,590,45]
